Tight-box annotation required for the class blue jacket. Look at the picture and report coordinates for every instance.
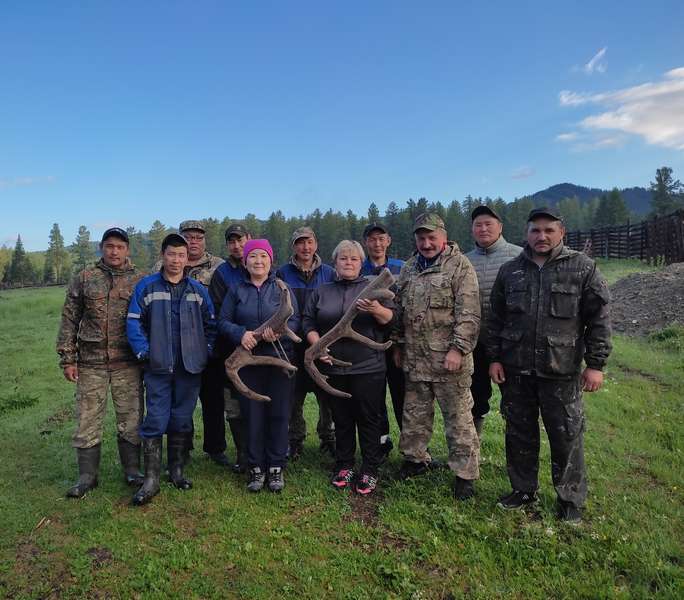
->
[361,257,404,276]
[209,258,248,358]
[219,274,301,361]
[127,272,216,374]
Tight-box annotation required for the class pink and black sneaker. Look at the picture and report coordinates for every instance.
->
[355,473,378,496]
[331,468,355,489]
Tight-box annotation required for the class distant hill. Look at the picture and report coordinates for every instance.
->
[529,183,651,215]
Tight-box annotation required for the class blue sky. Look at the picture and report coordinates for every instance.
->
[1,1,683,250]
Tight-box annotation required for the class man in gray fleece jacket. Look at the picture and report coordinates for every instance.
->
[465,206,522,438]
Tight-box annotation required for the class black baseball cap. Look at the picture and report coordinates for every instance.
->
[101,227,129,244]
[161,233,189,252]
[527,207,563,222]
[363,221,389,238]
[471,205,502,222]
[225,223,249,240]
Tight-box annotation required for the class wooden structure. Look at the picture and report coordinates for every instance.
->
[564,210,684,265]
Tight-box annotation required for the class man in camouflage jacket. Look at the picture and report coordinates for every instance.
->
[488,207,611,522]
[56,227,145,498]
[392,213,481,500]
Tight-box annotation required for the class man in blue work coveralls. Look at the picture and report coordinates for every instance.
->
[127,233,216,506]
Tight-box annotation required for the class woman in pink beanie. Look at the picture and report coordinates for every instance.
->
[218,239,300,493]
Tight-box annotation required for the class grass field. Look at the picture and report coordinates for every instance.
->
[0,265,682,599]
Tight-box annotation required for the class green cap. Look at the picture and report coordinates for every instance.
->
[179,220,205,233]
[290,226,316,246]
[413,212,446,233]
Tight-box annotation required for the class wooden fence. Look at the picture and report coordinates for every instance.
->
[564,210,684,265]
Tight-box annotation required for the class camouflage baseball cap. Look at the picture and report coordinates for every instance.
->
[413,212,446,233]
[179,220,205,233]
[290,226,316,246]
[225,223,249,240]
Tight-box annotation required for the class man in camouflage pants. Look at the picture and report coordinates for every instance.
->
[57,227,145,498]
[392,213,481,500]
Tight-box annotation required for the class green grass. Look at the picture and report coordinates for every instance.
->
[594,258,661,285]
[1,274,682,599]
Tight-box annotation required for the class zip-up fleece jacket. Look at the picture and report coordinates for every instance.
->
[465,236,522,343]
[57,259,144,368]
[487,243,612,380]
[302,276,395,376]
[218,274,301,361]
[126,272,216,374]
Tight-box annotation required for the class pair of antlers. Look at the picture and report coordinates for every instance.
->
[225,269,395,401]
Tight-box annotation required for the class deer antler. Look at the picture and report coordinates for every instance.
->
[304,268,395,398]
[225,279,302,402]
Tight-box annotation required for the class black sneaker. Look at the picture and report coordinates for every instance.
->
[398,460,429,480]
[209,452,230,467]
[497,490,538,510]
[557,500,582,524]
[355,473,378,496]
[453,477,475,500]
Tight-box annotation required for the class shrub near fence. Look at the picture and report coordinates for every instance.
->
[564,210,684,264]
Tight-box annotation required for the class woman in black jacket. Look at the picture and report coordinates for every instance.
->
[303,240,394,495]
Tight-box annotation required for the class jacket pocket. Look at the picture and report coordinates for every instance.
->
[504,282,528,314]
[500,329,525,367]
[546,335,580,376]
[550,282,579,318]
[428,279,454,310]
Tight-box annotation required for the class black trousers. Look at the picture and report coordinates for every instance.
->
[199,358,228,455]
[239,366,294,469]
[326,371,386,476]
[470,343,492,419]
[501,374,587,508]
[379,350,406,434]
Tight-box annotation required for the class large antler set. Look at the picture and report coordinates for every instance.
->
[224,279,302,402]
[304,268,396,398]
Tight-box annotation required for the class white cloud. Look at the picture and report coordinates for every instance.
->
[0,175,56,189]
[557,67,684,150]
[584,47,607,75]
[511,166,535,179]
[555,132,579,142]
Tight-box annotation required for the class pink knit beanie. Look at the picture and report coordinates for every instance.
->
[243,239,274,264]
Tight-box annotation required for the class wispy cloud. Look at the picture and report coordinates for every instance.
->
[557,67,684,151]
[584,47,607,75]
[0,175,56,189]
[555,132,579,142]
[511,166,535,180]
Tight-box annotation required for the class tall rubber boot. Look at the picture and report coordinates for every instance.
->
[474,417,485,440]
[168,432,193,490]
[228,418,247,474]
[66,445,101,498]
[132,437,162,506]
[117,437,144,487]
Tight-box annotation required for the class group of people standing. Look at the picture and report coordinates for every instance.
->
[57,203,611,523]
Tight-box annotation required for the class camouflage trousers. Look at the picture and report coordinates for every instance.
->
[501,374,587,507]
[399,376,480,480]
[72,365,143,448]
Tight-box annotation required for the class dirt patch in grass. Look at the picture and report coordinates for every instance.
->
[611,362,673,389]
[345,491,381,526]
[87,546,113,568]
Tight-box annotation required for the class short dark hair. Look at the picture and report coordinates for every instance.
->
[161,233,189,253]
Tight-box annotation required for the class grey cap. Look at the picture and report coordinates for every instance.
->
[290,226,316,246]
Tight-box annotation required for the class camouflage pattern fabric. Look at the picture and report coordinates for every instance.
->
[57,259,144,368]
[72,365,143,448]
[400,376,480,479]
[153,252,224,288]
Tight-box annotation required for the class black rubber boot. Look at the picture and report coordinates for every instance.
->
[117,437,144,487]
[228,418,247,474]
[66,445,101,498]
[168,432,193,490]
[132,437,162,506]
[474,416,485,440]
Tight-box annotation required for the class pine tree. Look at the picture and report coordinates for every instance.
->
[4,235,37,286]
[367,203,380,222]
[43,223,71,284]
[71,226,96,273]
[148,220,168,254]
[650,166,683,216]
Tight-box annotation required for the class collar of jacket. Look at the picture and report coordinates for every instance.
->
[290,253,322,276]
[226,255,243,268]
[521,242,568,265]
[334,274,367,285]
[188,252,214,269]
[474,235,509,255]
[246,271,277,288]
[416,241,460,272]
[96,258,135,275]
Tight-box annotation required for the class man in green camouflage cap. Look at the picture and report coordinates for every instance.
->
[57,227,146,498]
[392,213,481,500]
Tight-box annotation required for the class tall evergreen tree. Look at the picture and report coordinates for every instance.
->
[43,223,70,284]
[367,202,380,222]
[650,166,683,216]
[148,220,168,255]
[71,225,96,273]
[3,235,37,286]
[126,226,152,270]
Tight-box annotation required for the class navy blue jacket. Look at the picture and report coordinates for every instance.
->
[127,272,216,374]
[209,259,248,358]
[219,274,301,361]
[360,257,404,277]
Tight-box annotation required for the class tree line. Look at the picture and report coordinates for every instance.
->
[2,166,682,288]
